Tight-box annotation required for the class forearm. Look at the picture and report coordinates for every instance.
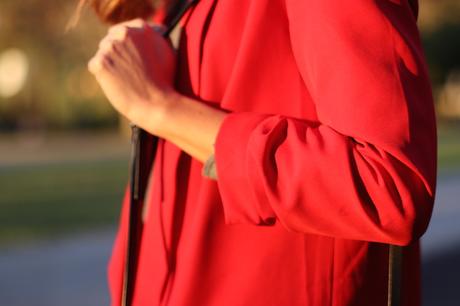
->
[88,19,227,163]
[141,93,227,163]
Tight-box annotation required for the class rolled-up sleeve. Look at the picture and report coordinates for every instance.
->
[214,0,437,246]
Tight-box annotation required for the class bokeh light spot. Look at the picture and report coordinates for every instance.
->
[0,48,29,98]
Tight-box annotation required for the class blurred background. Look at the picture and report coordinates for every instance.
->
[0,0,459,305]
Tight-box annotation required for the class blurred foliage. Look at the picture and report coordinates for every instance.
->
[0,0,116,131]
[0,0,459,130]
[419,0,460,89]
[423,24,460,87]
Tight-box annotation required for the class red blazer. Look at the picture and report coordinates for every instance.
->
[108,1,437,305]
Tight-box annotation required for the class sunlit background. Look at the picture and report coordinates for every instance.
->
[0,0,459,305]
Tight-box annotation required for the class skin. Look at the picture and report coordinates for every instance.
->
[88,19,227,163]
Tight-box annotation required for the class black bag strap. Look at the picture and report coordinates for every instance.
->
[388,245,403,306]
[122,2,199,306]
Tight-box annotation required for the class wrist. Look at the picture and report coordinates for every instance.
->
[134,89,180,138]
[137,90,227,163]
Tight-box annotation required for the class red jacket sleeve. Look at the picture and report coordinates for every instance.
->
[214,0,437,246]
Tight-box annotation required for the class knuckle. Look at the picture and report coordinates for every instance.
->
[119,27,129,39]
[109,24,129,39]
[131,18,146,27]
[88,57,100,73]
[88,50,112,72]
[107,24,119,34]
[99,36,124,53]
[98,38,108,49]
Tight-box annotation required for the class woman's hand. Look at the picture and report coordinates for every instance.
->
[88,18,176,136]
[88,18,227,163]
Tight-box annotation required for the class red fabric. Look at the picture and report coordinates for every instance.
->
[108,1,437,305]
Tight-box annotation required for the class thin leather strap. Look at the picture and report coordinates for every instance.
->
[122,2,200,306]
[388,245,403,306]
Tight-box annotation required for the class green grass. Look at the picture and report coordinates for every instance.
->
[0,124,458,245]
[438,124,460,171]
[0,158,128,244]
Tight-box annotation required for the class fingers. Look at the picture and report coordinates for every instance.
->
[89,42,126,76]
[89,17,165,75]
[110,18,147,31]
[108,18,148,39]
[90,32,126,75]
[107,25,130,40]
[88,40,121,75]
[108,18,165,40]
[88,49,112,74]
[98,36,121,54]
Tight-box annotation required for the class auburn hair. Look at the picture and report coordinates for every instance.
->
[90,0,156,24]
[68,0,178,28]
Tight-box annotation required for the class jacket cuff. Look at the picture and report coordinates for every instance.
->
[214,112,276,225]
